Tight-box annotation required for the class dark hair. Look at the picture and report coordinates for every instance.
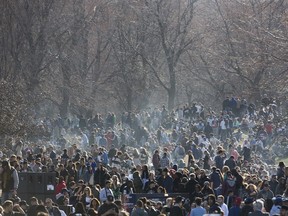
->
[208,194,216,203]
[195,197,202,206]
[35,205,48,214]
[136,200,143,208]
[75,202,86,213]
[139,197,147,204]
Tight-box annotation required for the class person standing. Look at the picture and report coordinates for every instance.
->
[99,180,114,203]
[218,195,229,216]
[2,200,25,216]
[45,198,61,216]
[248,199,269,216]
[1,160,19,203]
[152,150,161,171]
[190,197,206,216]
[131,200,148,216]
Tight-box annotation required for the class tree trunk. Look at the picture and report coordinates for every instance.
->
[168,64,176,111]
[127,89,133,112]
[168,88,175,111]
[59,89,69,118]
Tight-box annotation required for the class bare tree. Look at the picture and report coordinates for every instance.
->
[128,0,200,110]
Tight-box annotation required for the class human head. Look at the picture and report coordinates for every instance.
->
[106,195,114,204]
[217,195,224,205]
[2,200,13,213]
[75,202,86,213]
[136,200,144,208]
[30,197,39,205]
[195,197,202,206]
[84,186,92,196]
[114,200,123,210]
[19,200,29,211]
[105,180,112,188]
[175,196,184,207]
[208,194,216,206]
[45,198,53,209]
[253,199,264,211]
[1,160,10,170]
[234,197,242,206]
[280,205,288,216]
[263,183,270,191]
[162,168,169,176]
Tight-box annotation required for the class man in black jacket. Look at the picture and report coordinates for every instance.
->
[224,156,236,170]
[170,196,185,216]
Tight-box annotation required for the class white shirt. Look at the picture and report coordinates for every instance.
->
[99,187,114,203]
[220,203,229,216]
[220,120,227,130]
[60,210,67,216]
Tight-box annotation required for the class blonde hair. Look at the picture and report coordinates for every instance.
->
[84,186,93,196]
[247,183,257,191]
[166,197,173,206]
[222,166,230,173]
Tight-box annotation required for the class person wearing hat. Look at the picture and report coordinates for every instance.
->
[98,195,119,216]
[241,197,255,215]
[1,160,19,203]
[99,180,114,203]
[170,196,185,216]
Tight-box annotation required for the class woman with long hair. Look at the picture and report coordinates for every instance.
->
[246,184,258,199]
[89,198,100,214]
[81,186,94,209]
[144,172,156,192]
[69,202,87,216]
[222,166,230,181]
[191,184,204,202]
[111,175,121,200]
[157,186,167,194]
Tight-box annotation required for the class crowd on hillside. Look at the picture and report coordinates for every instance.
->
[1,95,288,216]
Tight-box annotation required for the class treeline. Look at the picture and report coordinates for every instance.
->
[0,0,288,136]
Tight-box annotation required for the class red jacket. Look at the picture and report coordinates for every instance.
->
[55,180,66,195]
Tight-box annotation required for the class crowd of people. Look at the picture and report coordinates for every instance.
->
[1,95,288,216]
